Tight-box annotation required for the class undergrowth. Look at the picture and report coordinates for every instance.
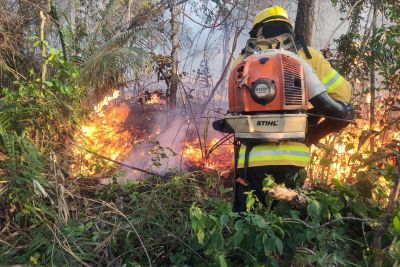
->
[1,169,399,266]
[0,171,213,266]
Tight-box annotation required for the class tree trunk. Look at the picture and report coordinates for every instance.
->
[220,22,230,92]
[372,159,400,267]
[40,10,47,89]
[294,0,316,46]
[369,10,377,154]
[50,0,68,61]
[169,0,180,107]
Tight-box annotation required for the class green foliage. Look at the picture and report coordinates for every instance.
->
[0,172,213,266]
[0,131,54,226]
[186,177,397,266]
[0,42,85,237]
[149,140,177,167]
[77,0,163,90]
[1,168,398,266]
[1,42,85,149]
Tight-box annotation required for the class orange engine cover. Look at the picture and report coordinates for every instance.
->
[228,52,308,113]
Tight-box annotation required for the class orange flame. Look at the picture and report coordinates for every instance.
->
[310,89,399,197]
[146,94,166,105]
[182,138,233,172]
[71,90,134,176]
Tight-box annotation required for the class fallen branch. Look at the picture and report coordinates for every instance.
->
[267,186,308,210]
[68,140,163,177]
[284,217,376,230]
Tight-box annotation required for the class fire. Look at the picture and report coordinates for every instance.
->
[183,138,233,172]
[146,94,166,105]
[71,90,135,176]
[310,89,399,192]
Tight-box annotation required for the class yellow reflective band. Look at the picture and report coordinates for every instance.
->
[321,70,337,85]
[237,161,309,168]
[238,153,310,163]
[238,150,309,160]
[234,142,310,168]
[322,70,345,93]
[239,143,309,154]
[326,75,345,93]
[237,156,310,168]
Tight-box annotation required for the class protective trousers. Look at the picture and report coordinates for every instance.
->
[234,158,305,212]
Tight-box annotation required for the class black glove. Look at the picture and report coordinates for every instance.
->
[212,119,234,133]
[305,103,355,146]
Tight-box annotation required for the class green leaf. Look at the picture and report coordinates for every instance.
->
[262,235,274,256]
[233,229,243,246]
[220,214,229,227]
[219,186,233,195]
[274,237,283,254]
[197,229,205,244]
[218,254,228,267]
[190,206,203,221]
[49,48,59,55]
[246,192,256,212]
[393,211,400,234]
[307,200,321,223]
[263,176,276,191]
[210,227,224,249]
[43,81,53,87]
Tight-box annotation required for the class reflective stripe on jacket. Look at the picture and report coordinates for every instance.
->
[297,47,351,102]
[236,142,310,168]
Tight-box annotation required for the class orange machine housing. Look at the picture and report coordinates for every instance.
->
[228,52,308,113]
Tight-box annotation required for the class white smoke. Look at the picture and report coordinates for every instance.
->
[118,110,189,183]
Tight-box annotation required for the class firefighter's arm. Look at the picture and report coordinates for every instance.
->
[295,50,354,145]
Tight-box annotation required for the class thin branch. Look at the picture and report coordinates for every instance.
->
[181,1,238,29]
[324,0,364,49]
[201,26,243,114]
[372,156,400,266]
[283,216,376,230]
[68,140,162,177]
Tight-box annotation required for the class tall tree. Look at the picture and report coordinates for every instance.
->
[294,0,315,46]
[169,0,180,107]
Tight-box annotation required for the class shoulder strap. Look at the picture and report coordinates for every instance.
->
[243,144,253,181]
[295,36,312,59]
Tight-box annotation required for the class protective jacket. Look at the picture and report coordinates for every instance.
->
[232,46,352,168]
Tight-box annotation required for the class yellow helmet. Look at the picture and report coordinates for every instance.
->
[249,6,293,37]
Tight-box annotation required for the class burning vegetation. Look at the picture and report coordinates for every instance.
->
[70,87,398,187]
[71,90,135,176]
[70,90,233,178]
[182,137,233,172]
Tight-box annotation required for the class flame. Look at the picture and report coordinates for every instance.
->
[310,89,398,193]
[182,138,233,172]
[95,90,120,115]
[71,90,134,176]
[146,94,166,105]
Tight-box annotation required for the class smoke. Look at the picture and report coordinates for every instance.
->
[119,109,189,182]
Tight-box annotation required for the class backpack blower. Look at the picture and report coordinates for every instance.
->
[224,34,308,142]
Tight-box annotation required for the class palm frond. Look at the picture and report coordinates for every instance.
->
[81,44,149,88]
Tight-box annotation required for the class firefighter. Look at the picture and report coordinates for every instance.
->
[213,5,354,212]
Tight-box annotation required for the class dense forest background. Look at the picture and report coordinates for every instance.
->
[0,0,399,266]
